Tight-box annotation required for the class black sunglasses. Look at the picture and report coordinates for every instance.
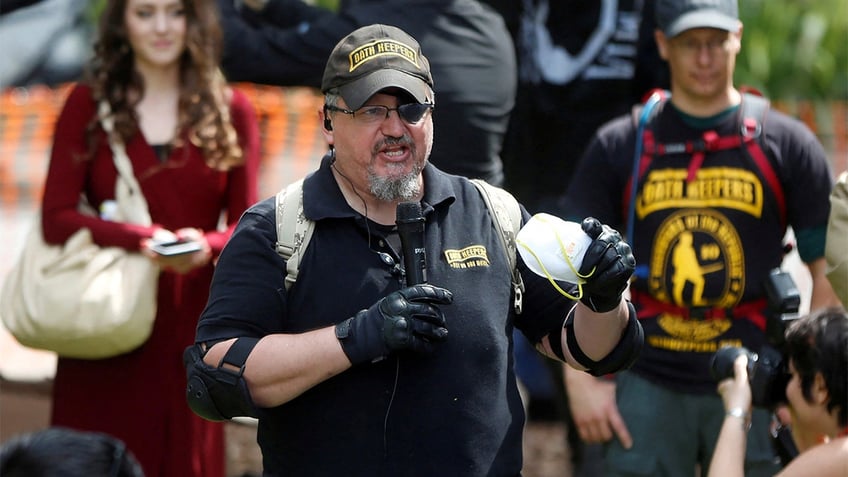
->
[324,103,434,125]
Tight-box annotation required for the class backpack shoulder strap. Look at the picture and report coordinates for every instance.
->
[739,92,770,142]
[629,88,670,129]
[275,178,314,291]
[739,93,786,228]
[470,179,525,314]
[624,89,669,244]
[274,177,530,301]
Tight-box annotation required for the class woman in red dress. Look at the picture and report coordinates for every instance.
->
[42,1,260,475]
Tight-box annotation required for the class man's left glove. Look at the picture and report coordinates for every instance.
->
[576,217,636,312]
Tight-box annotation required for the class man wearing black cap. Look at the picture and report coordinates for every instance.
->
[561,0,840,475]
[214,0,515,187]
[187,24,644,475]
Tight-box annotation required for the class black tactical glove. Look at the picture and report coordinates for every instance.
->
[335,284,453,365]
[576,217,636,313]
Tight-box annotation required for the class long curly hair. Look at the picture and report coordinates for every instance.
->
[85,0,242,170]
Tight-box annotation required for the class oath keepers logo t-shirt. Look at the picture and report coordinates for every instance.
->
[631,163,773,391]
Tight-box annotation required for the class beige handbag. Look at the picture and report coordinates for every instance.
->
[0,102,160,359]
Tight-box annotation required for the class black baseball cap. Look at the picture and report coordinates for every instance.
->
[656,0,740,38]
[321,24,434,110]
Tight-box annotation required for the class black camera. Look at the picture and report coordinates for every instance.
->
[764,268,801,347]
[710,343,800,464]
[709,344,789,409]
[709,269,802,465]
[710,270,799,408]
[764,268,801,318]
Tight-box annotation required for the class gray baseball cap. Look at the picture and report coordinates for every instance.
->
[321,24,434,110]
[656,0,740,38]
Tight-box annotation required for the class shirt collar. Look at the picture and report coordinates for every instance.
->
[302,153,456,221]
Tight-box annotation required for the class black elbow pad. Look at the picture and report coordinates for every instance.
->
[183,338,260,421]
[565,301,644,376]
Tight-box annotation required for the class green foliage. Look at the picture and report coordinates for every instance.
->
[86,0,107,25]
[737,0,848,100]
[313,0,339,9]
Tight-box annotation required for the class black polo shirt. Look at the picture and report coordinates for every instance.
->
[197,155,572,476]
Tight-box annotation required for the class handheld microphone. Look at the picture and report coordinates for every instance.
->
[396,201,427,286]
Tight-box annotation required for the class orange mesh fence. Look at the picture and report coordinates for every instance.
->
[772,100,848,174]
[0,83,327,209]
[232,83,328,195]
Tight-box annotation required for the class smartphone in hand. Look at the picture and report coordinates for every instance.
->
[150,240,203,256]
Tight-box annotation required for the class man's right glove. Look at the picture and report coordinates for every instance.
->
[335,284,453,365]
[577,217,636,313]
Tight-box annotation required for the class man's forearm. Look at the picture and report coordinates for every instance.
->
[808,258,842,310]
[551,299,642,376]
[204,327,351,408]
[571,299,629,360]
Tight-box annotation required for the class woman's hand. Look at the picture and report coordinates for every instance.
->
[718,354,752,414]
[707,354,753,477]
[141,228,212,274]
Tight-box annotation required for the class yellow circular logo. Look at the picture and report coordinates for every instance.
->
[648,210,745,309]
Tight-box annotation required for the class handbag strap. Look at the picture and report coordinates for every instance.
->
[98,101,153,226]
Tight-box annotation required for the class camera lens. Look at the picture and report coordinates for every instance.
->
[710,346,754,382]
[710,344,788,409]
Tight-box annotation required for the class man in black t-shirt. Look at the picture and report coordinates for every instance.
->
[561,1,841,475]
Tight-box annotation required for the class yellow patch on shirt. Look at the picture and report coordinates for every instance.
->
[444,245,490,269]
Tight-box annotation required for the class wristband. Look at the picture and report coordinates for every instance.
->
[564,301,642,376]
[725,407,752,431]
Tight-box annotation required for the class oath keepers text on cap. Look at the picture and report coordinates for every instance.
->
[349,39,420,72]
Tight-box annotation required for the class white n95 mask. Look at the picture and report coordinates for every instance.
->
[516,213,592,298]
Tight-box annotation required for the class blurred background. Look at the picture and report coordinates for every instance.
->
[3,0,845,99]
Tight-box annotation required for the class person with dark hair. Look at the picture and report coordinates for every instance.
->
[214,0,516,187]
[709,308,848,476]
[559,0,841,475]
[185,23,644,476]
[0,427,144,477]
[43,1,260,475]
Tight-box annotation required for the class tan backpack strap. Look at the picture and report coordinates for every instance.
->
[98,101,152,226]
[470,179,525,314]
[275,178,314,291]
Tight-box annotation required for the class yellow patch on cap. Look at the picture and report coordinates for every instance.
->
[349,39,419,72]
